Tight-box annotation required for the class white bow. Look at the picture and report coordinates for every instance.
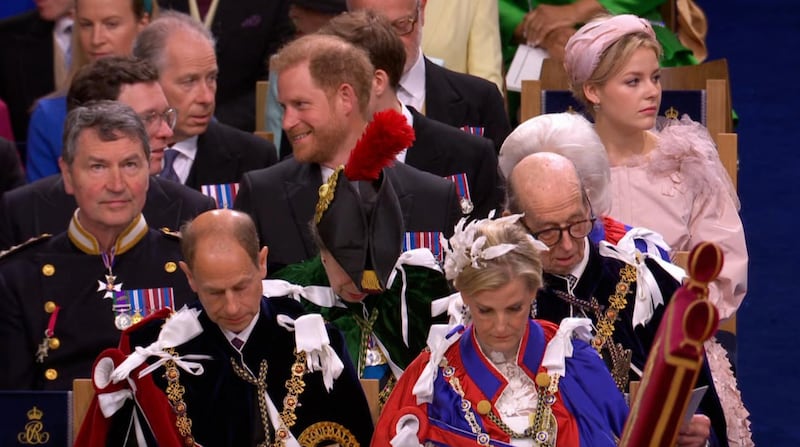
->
[542,318,593,377]
[412,323,463,404]
[276,313,344,392]
[262,279,344,308]
[598,227,684,327]
[390,414,426,447]
[386,248,442,346]
[110,306,210,383]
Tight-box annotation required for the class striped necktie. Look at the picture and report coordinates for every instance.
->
[160,148,181,183]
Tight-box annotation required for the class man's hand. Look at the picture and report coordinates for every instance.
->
[521,4,580,46]
[539,26,577,63]
[676,414,711,447]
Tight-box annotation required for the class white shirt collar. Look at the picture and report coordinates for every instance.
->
[398,50,426,112]
[168,135,199,184]
[221,312,260,350]
[569,239,591,281]
[395,104,414,163]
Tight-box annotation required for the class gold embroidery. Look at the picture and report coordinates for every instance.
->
[314,166,343,223]
[298,421,360,446]
[17,406,50,445]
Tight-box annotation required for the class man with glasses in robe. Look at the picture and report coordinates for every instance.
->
[0,56,215,250]
[506,152,726,447]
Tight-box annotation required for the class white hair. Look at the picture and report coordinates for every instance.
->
[499,113,612,216]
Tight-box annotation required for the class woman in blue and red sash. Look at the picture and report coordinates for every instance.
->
[373,214,628,447]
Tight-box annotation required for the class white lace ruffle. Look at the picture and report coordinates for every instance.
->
[705,337,754,446]
[490,353,538,418]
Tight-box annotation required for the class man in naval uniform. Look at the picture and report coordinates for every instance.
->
[0,101,195,391]
[75,209,373,447]
[507,152,726,447]
[0,56,216,251]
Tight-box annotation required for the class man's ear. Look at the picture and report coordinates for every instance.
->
[179,261,197,292]
[257,246,268,279]
[337,83,358,117]
[372,69,389,98]
[59,157,75,195]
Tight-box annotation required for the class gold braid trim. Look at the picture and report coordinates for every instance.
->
[314,166,343,224]
[298,421,360,447]
[230,350,308,447]
[163,348,198,446]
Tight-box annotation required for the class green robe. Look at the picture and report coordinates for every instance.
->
[272,256,451,373]
[498,0,698,68]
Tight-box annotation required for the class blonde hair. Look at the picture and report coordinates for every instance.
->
[569,21,662,110]
[453,219,543,296]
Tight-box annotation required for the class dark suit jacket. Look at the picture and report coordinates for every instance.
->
[235,158,461,273]
[159,0,293,131]
[424,58,511,153]
[0,11,55,150]
[406,106,504,220]
[0,174,216,250]
[102,297,373,446]
[536,242,729,447]
[0,137,24,197]
[185,120,277,190]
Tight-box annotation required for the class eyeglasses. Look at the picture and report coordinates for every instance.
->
[390,8,420,36]
[530,218,596,247]
[140,108,177,132]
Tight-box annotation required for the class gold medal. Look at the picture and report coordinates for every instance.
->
[131,312,143,325]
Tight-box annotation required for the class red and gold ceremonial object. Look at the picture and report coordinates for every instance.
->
[620,242,722,447]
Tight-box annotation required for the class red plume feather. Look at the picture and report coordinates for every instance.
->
[344,109,415,181]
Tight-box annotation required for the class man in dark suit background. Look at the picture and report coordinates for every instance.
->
[320,10,504,220]
[347,0,511,153]
[235,33,460,273]
[158,0,293,132]
[0,0,73,154]
[133,11,277,192]
[0,56,216,250]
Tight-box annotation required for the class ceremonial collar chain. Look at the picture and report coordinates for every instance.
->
[230,350,308,447]
[439,357,559,446]
[550,264,636,391]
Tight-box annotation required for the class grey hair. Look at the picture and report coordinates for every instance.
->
[132,10,215,71]
[62,100,150,165]
[499,113,611,216]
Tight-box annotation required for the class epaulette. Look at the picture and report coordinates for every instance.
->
[0,234,52,260]
[160,227,182,240]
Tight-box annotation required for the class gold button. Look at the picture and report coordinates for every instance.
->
[476,400,492,415]
[164,261,177,273]
[44,368,58,381]
[48,337,60,350]
[535,372,551,388]
[44,301,57,313]
[41,264,55,276]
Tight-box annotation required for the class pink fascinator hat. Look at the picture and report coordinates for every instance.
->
[564,14,656,87]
